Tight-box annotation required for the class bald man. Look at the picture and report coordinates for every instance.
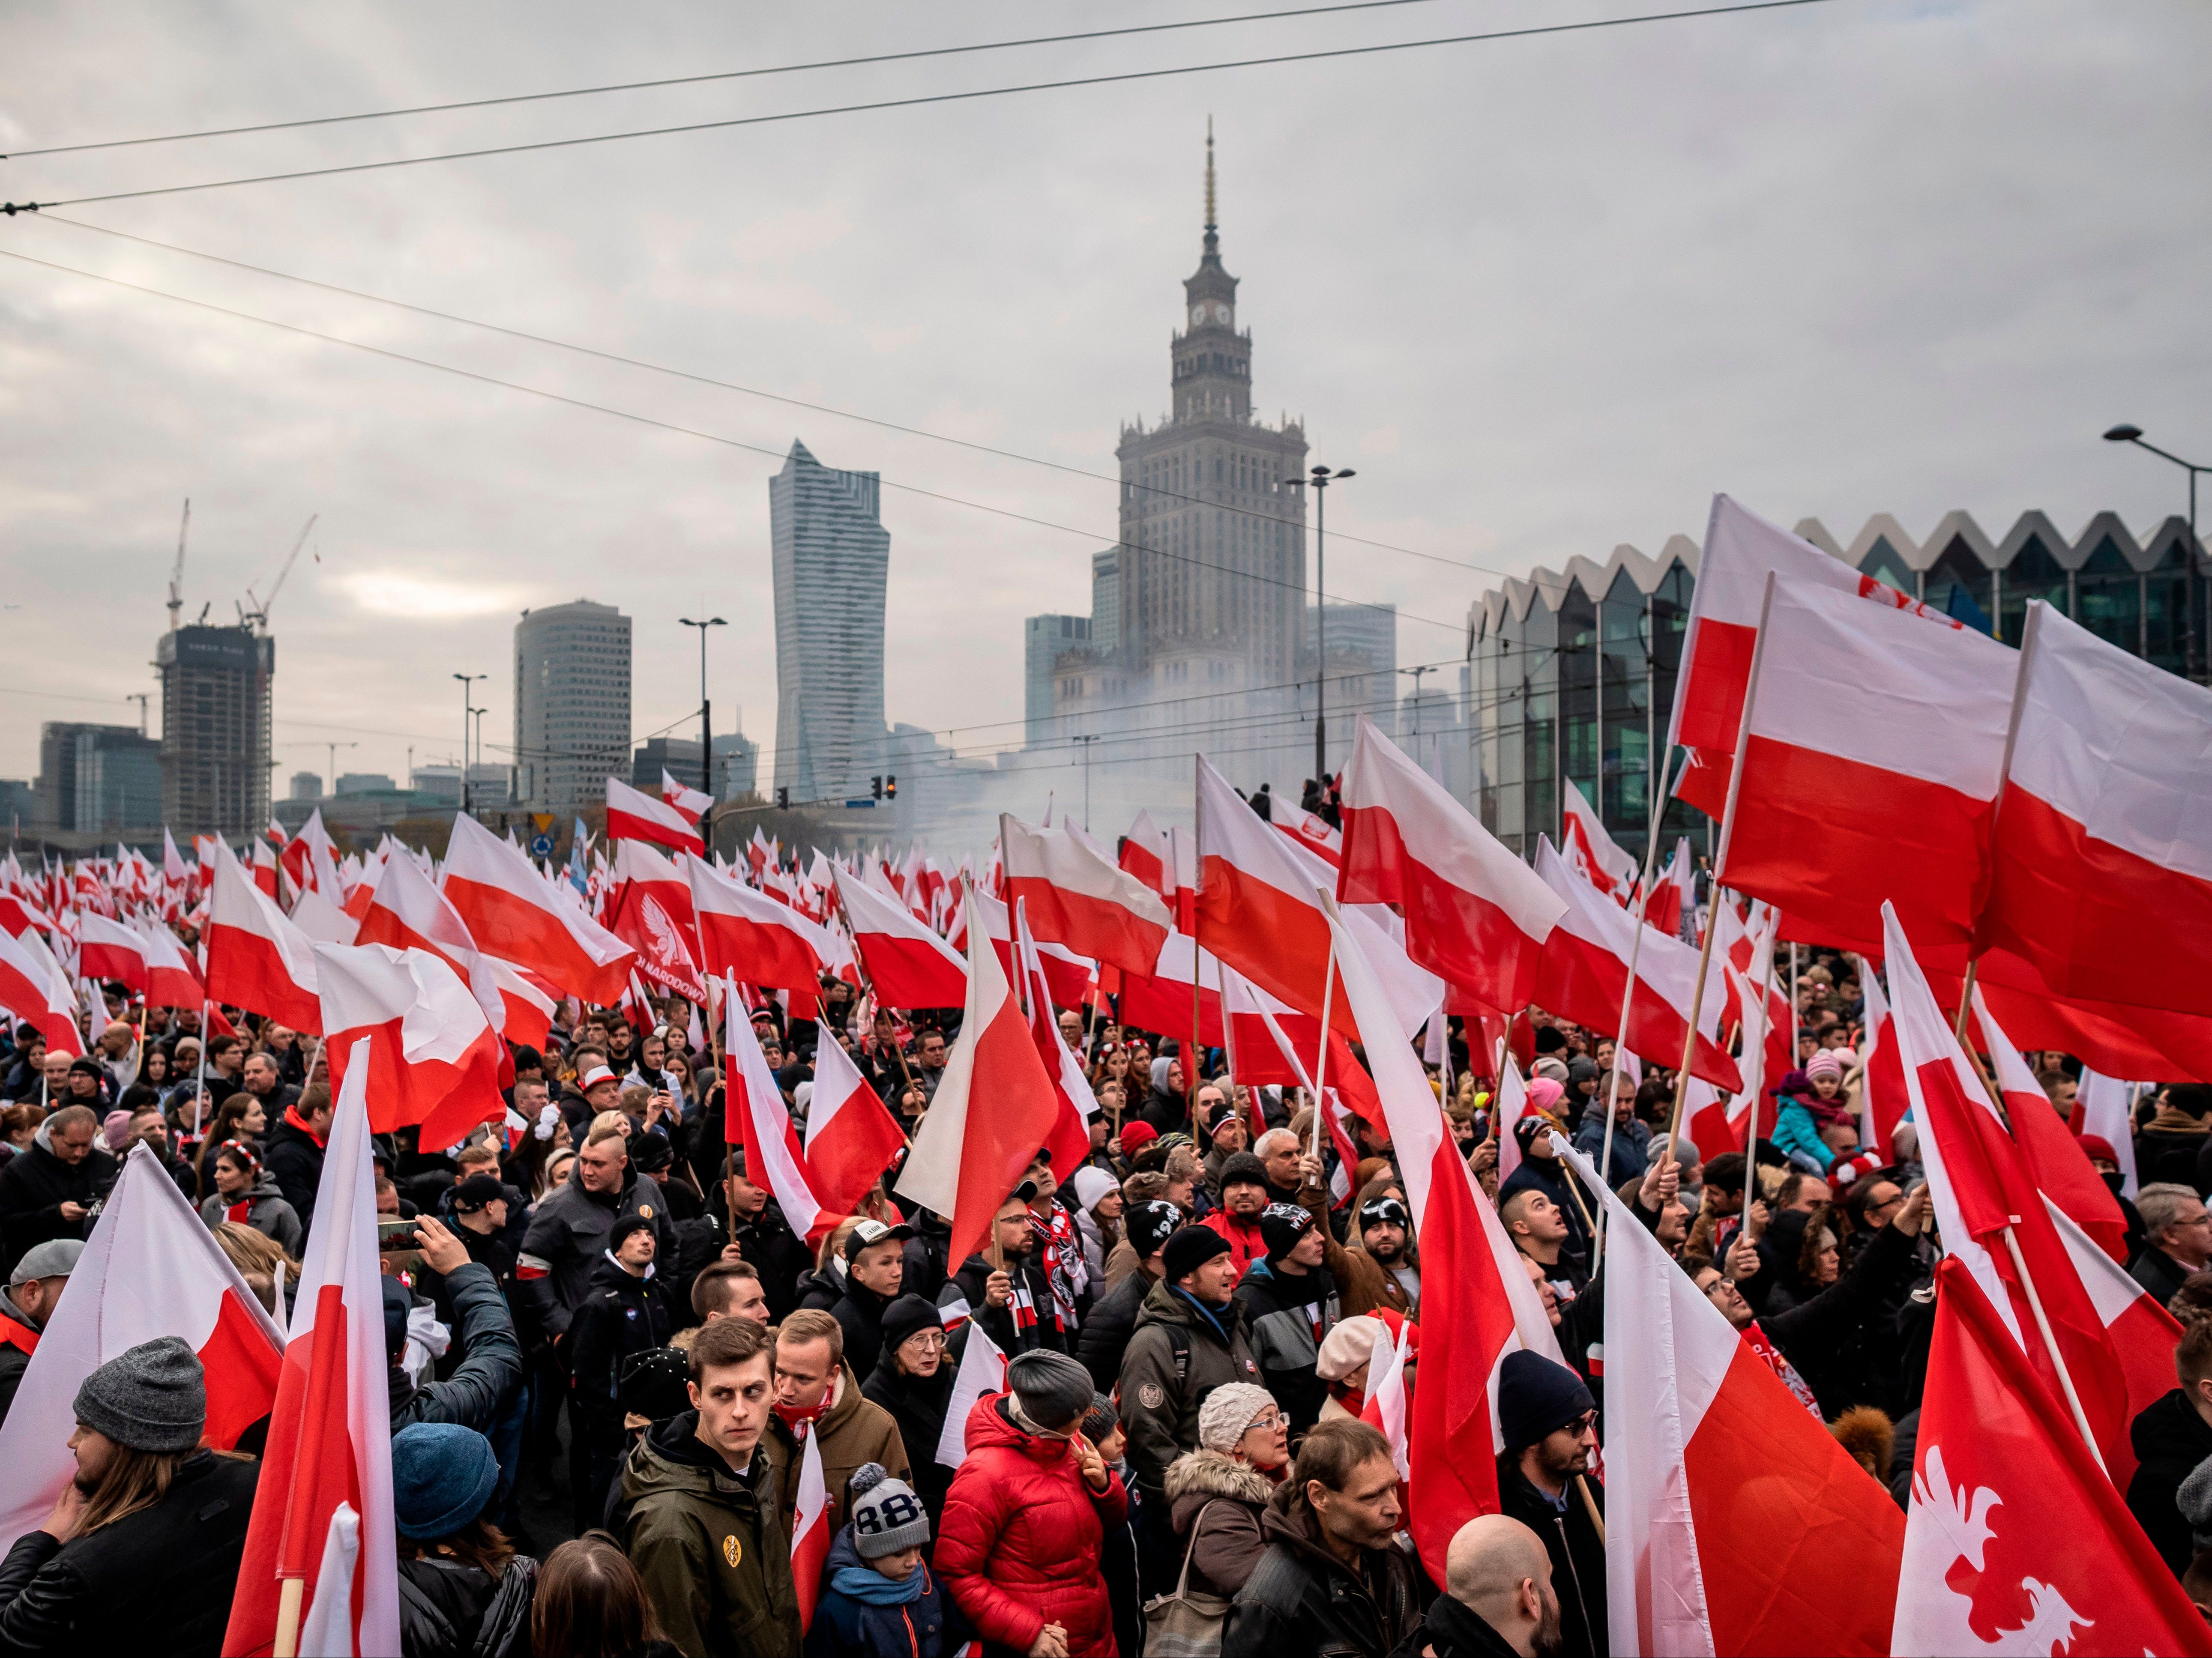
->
[1401,1513,1562,1658]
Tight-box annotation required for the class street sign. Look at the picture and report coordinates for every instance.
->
[842,799,877,810]
[529,833,556,857]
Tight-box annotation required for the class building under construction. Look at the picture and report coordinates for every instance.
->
[158,624,273,837]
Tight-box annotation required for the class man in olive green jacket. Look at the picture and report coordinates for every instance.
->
[611,1317,802,1658]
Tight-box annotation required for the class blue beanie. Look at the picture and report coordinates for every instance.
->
[390,1423,501,1539]
[1497,1349,1595,1452]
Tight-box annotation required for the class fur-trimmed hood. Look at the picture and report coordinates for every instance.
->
[1164,1447,1278,1510]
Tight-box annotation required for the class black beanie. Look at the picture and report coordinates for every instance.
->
[879,1293,942,1356]
[1161,1225,1232,1283]
[1259,1201,1317,1261]
[1497,1349,1595,1450]
[608,1213,655,1252]
[1218,1151,1270,1195]
[1128,1200,1182,1262]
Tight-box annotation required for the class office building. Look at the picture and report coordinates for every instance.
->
[49,725,162,833]
[632,732,759,802]
[288,771,323,803]
[1024,614,1092,746]
[157,625,272,837]
[1090,550,1121,655]
[1305,600,1397,732]
[1465,508,2206,858]
[771,439,889,803]
[514,600,631,815]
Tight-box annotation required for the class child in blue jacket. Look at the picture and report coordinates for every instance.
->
[805,1462,973,1658]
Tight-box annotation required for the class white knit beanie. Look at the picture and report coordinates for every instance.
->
[1197,1382,1279,1453]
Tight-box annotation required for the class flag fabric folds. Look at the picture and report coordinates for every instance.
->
[441,813,635,1004]
[206,842,323,1034]
[1000,812,1172,974]
[834,866,969,1010]
[315,942,506,1153]
[605,774,707,855]
[723,978,827,1242]
[802,1031,909,1223]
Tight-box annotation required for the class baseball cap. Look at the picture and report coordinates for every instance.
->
[844,1217,916,1260]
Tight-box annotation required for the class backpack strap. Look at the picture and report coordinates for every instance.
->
[1166,1321,1190,1385]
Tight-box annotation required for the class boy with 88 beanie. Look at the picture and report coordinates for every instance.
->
[805,1462,971,1658]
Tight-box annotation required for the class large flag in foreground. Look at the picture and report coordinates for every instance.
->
[724,978,826,1242]
[0,1143,284,1549]
[1893,1258,2210,1657]
[226,1049,401,1658]
[316,942,507,1153]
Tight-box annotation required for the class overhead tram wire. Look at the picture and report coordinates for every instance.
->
[5,0,1464,158]
[0,244,1465,636]
[30,212,1501,581]
[0,0,1844,212]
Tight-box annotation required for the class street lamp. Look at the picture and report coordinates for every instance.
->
[1284,464,1356,785]
[452,673,484,816]
[1072,733,1098,829]
[1399,663,1433,769]
[679,617,728,800]
[2104,423,2209,682]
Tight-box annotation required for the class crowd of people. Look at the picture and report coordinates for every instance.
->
[2,893,2210,1658]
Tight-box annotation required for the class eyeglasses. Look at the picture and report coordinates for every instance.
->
[1565,1412,1598,1438]
[903,1330,947,1350]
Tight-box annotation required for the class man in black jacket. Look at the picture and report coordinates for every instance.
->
[937,1188,1065,1358]
[262,1089,334,1236]
[715,1146,812,1324]
[0,1107,117,1277]
[567,1213,676,1533]
[387,1214,524,1434]
[1076,1199,1178,1390]
[2129,1314,2212,1578]
[515,1122,677,1350]
[1493,1351,1604,1658]
[1396,1515,1563,1658]
[1234,1203,1340,1434]
[829,1217,911,1379]
[0,1336,258,1657]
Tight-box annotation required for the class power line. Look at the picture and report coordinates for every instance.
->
[32,212,1499,580]
[3,0,1461,158]
[0,0,1843,212]
[0,243,1467,633]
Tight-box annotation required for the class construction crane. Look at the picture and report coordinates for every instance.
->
[167,499,189,633]
[240,513,317,633]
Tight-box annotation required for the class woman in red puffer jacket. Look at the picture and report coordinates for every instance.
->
[936,1350,1127,1657]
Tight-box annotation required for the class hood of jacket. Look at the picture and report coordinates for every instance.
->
[962,1389,1076,1471]
[625,1407,772,1503]
[1238,1257,1337,1312]
[586,1252,656,1296]
[1133,1273,1240,1341]
[1164,1447,1276,1509]
[0,1286,42,1336]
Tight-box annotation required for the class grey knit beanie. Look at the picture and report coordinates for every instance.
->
[2180,1452,2212,1549]
[847,1462,931,1558]
[74,1335,205,1454]
[1007,1348,1096,1432]
[1197,1382,1279,1453]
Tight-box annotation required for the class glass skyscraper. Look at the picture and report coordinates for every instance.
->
[771,439,890,804]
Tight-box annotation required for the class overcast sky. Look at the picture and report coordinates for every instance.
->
[1,0,2206,812]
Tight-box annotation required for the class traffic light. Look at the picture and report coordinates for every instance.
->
[884,774,898,800]
[775,787,790,810]
[871,775,883,800]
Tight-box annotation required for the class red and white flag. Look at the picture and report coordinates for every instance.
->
[1359,1312,1415,1480]
[1857,960,1908,1163]
[802,1031,907,1222]
[605,774,706,856]
[135,918,206,1010]
[603,871,709,1004]
[225,1048,402,1658]
[1718,574,2006,959]
[1976,996,2129,1265]
[1320,897,1559,1582]
[0,923,82,1057]
[894,895,1064,1266]
[1012,898,1099,1179]
[832,866,968,1009]
[0,1142,285,1547]
[75,912,148,992]
[316,943,506,1152]
[2076,1070,2140,1199]
[999,813,1172,974]
[1338,714,1565,1018]
[1116,928,1227,1050]
[1533,839,1741,1090]
[1893,1258,2211,1657]
[723,977,826,1240]
[971,889,1094,1013]
[442,813,635,1004]
[206,842,323,1034]
[251,837,282,900]
[661,767,715,820]
[790,1425,831,1633]
[1553,1134,1904,1656]
[1276,804,1343,869]
[1117,810,1172,899]
[356,849,551,1052]
[1641,835,1694,941]
[1559,775,1636,900]
[1978,598,2212,1017]
[688,852,835,994]
[934,1322,1009,1470]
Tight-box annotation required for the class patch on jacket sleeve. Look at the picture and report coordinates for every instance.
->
[722,1532,742,1566]
[1137,1381,1165,1410]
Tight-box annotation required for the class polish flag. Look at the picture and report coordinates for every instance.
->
[1168,825,1197,932]
[1000,813,1172,974]
[441,813,635,1004]
[1338,714,1565,1018]
[1718,574,2011,960]
[833,866,968,1009]
[604,875,709,1004]
[971,889,1094,1012]
[1320,897,1561,1582]
[662,767,715,820]
[1975,995,2129,1265]
[1559,775,1636,901]
[895,895,1065,1266]
[789,1425,831,1633]
[934,1322,1010,1470]
[2076,1069,2140,1199]
[1882,901,2136,1484]
[608,838,701,939]
[1979,599,2212,1018]
[224,1049,402,1658]
[1532,840,1741,1091]
[1276,805,1344,869]
[1893,1258,2210,1658]
[688,852,835,992]
[0,1142,285,1548]
[1119,812,1171,898]
[316,943,506,1152]
[2045,1196,2185,1489]
[1944,947,2212,1085]
[1116,929,1227,1049]
[802,1032,907,1221]
[1012,898,1099,1179]
[1554,1133,1904,1656]
[136,920,206,1010]
[289,884,361,947]
[1856,962,1908,1163]
[356,849,551,1051]
[1231,972,1363,1196]
[1492,1058,1531,1180]
[1641,836,1694,941]
[1359,1312,1414,1479]
[162,827,189,884]
[605,774,706,855]
[723,978,826,1241]
[206,842,323,1034]
[251,837,281,899]
[1669,494,1904,817]
[73,912,147,993]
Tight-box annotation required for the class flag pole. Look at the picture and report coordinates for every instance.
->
[1596,746,1679,1270]
[1189,756,1202,1138]
[193,998,210,1141]
[1310,922,1338,1165]
[1954,600,2039,1046]
[2000,1222,2108,1472]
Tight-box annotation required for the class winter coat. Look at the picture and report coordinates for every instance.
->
[515,1161,677,1341]
[2131,1243,2196,1307]
[1571,1114,1651,1185]
[1074,1263,1153,1392]
[2128,1387,2212,1578]
[1200,1206,1269,1283]
[832,1280,900,1382]
[262,1110,327,1234]
[937,1251,1064,1358]
[1117,1277,1263,1507]
[935,1392,1128,1657]
[1165,1447,1279,1598]
[0,1449,258,1657]
[1495,1458,1604,1658]
[0,1287,46,1430]
[1757,1221,1923,1420]
[396,1553,537,1658]
[0,1135,117,1274]
[796,1264,844,1312]
[199,1177,305,1258]
[804,1526,970,1658]
[1389,1590,1525,1658]
[1233,1258,1340,1434]
[719,1194,815,1325]
[1221,1481,1432,1658]
[567,1255,676,1429]
[862,1340,958,1525]
[389,1261,525,1434]
[1769,1096,1830,1171]
[611,1410,803,1658]
[760,1364,912,1539]
[1299,1171,1419,1323]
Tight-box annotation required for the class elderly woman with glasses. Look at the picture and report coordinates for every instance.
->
[863,1291,960,1529]
[1162,1382,1290,1600]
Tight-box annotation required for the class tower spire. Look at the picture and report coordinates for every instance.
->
[1203,117,1218,254]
